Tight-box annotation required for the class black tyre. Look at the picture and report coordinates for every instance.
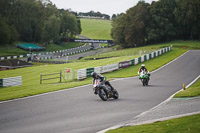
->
[99,89,107,101]
[146,80,148,86]
[113,90,119,99]
[142,79,146,86]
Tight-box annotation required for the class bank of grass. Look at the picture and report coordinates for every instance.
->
[106,113,200,133]
[0,41,199,101]
[174,78,200,98]
[80,18,112,40]
[81,46,157,60]
[0,42,83,57]
[0,42,28,56]
[44,42,83,51]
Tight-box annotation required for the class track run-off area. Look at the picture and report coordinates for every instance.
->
[0,50,199,133]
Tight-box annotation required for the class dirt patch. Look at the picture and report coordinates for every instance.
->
[0,59,33,71]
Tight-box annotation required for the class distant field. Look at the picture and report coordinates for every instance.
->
[80,18,112,40]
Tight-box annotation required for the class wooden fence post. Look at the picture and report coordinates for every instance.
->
[60,70,62,83]
[40,74,42,84]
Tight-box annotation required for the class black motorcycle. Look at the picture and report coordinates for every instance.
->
[93,79,119,101]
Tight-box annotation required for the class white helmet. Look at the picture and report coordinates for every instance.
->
[141,64,145,67]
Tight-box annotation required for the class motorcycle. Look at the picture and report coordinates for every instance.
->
[139,70,150,86]
[93,79,119,101]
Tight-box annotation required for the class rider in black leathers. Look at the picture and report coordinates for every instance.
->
[91,72,114,94]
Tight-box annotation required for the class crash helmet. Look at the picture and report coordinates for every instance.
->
[91,72,98,78]
[141,64,145,68]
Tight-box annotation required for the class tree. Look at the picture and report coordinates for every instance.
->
[0,18,10,45]
[42,15,61,45]
[174,0,200,40]
[76,19,82,34]
[111,14,126,47]
[112,14,117,20]
[0,0,82,46]
[60,11,79,38]
[147,0,177,43]
[124,1,150,47]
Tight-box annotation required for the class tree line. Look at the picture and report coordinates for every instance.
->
[0,0,81,46]
[72,10,110,20]
[111,0,200,48]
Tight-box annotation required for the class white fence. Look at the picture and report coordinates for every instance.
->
[77,46,172,80]
[77,69,87,80]
[0,76,22,87]
[102,63,119,73]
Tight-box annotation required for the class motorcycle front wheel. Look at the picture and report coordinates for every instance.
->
[146,79,149,86]
[99,89,108,101]
[142,79,146,86]
[113,90,119,99]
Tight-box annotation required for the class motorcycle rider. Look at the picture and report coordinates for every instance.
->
[138,64,150,80]
[91,72,114,94]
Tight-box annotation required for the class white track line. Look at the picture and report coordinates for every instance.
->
[97,74,200,133]
[126,111,200,127]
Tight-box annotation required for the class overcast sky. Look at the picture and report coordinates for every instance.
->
[50,0,157,16]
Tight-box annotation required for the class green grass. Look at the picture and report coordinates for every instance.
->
[0,42,83,57]
[107,113,200,133]
[0,41,199,101]
[45,42,83,51]
[81,45,160,60]
[0,42,28,56]
[174,78,200,98]
[80,18,112,40]
[0,56,142,101]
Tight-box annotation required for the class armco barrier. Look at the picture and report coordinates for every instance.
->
[102,63,119,73]
[94,66,103,74]
[86,68,94,77]
[119,61,132,68]
[0,79,3,87]
[131,59,135,65]
[135,58,139,65]
[0,76,22,87]
[77,46,172,80]
[77,69,87,80]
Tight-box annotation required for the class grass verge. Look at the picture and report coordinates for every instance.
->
[174,78,200,98]
[106,113,200,133]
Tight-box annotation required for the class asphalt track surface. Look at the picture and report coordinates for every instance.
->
[0,50,199,133]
